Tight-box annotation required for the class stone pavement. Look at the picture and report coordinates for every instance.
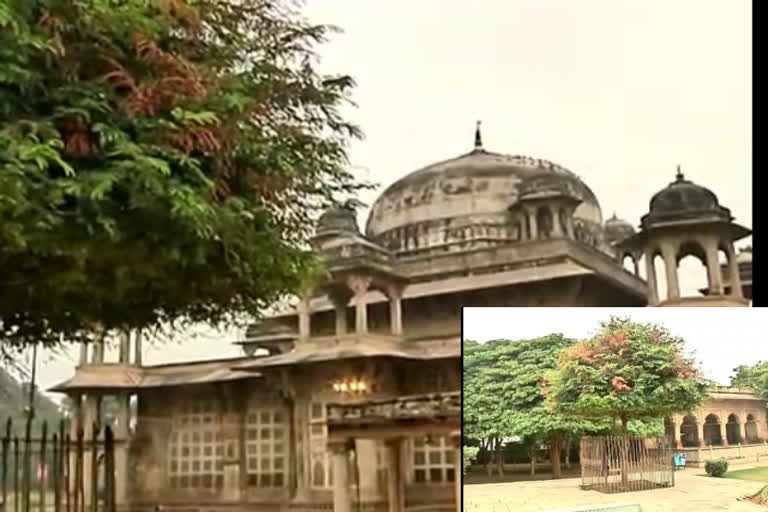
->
[463,468,767,512]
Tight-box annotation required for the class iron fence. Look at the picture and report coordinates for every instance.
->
[0,418,115,512]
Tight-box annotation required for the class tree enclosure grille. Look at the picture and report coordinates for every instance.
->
[580,436,674,494]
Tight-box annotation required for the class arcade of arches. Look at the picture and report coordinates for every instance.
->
[664,388,767,448]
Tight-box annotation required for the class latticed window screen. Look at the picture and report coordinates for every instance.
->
[245,407,288,487]
[168,399,224,489]
[412,436,455,484]
[309,402,333,488]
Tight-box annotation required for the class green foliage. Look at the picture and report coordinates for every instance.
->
[548,317,711,427]
[0,0,369,350]
[705,459,728,477]
[730,361,768,399]
[463,446,479,473]
[463,335,611,445]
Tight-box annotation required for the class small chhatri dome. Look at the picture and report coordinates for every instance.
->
[642,165,731,228]
[317,204,360,234]
[604,212,635,245]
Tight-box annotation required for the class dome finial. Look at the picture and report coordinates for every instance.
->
[474,120,483,150]
[675,164,684,181]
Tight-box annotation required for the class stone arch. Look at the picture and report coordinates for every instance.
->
[703,414,722,446]
[726,413,742,444]
[680,415,699,447]
[536,206,554,239]
[746,414,759,443]
[676,240,709,296]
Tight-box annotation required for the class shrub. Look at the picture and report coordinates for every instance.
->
[705,459,729,477]
[463,446,480,474]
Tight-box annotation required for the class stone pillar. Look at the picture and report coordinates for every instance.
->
[661,244,680,300]
[518,216,527,242]
[705,242,724,295]
[744,422,750,443]
[644,249,658,305]
[356,440,379,499]
[348,276,372,335]
[527,208,538,241]
[297,296,311,341]
[79,342,89,366]
[91,337,104,364]
[329,291,351,336]
[633,257,640,277]
[118,329,131,364]
[697,422,705,447]
[386,439,404,512]
[452,436,461,512]
[565,216,576,240]
[673,417,682,448]
[720,420,728,446]
[550,205,563,237]
[330,441,352,512]
[388,285,403,336]
[726,244,743,298]
[134,328,143,366]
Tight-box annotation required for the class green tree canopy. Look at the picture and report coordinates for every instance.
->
[0,0,367,352]
[547,317,711,429]
[464,335,613,478]
[730,361,768,399]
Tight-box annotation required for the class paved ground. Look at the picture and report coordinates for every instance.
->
[464,466,768,511]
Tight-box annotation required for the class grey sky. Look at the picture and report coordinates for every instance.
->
[463,307,764,386]
[29,0,751,401]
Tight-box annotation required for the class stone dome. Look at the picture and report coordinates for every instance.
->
[317,205,360,234]
[604,213,635,245]
[365,136,603,255]
[642,166,732,228]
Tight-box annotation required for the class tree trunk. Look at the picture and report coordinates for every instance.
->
[620,415,629,488]
[495,438,504,476]
[550,435,562,479]
[564,438,572,469]
[529,443,536,475]
[484,439,493,476]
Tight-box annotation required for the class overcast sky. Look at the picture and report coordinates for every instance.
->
[28,0,751,401]
[463,307,764,386]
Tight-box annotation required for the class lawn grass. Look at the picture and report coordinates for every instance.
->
[722,466,768,482]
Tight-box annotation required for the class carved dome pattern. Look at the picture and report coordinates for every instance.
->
[365,148,604,255]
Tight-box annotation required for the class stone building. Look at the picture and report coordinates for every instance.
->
[665,387,768,467]
[51,124,751,511]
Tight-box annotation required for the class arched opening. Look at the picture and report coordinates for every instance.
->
[680,415,699,447]
[746,414,759,443]
[703,414,722,446]
[726,414,742,444]
[677,241,708,297]
[653,252,668,302]
[536,206,554,239]
[622,254,635,274]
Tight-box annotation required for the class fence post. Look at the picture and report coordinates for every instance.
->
[38,422,47,512]
[13,437,19,512]
[2,418,10,512]
[89,423,97,512]
[104,427,116,512]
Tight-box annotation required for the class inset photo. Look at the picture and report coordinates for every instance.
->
[462,307,768,511]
